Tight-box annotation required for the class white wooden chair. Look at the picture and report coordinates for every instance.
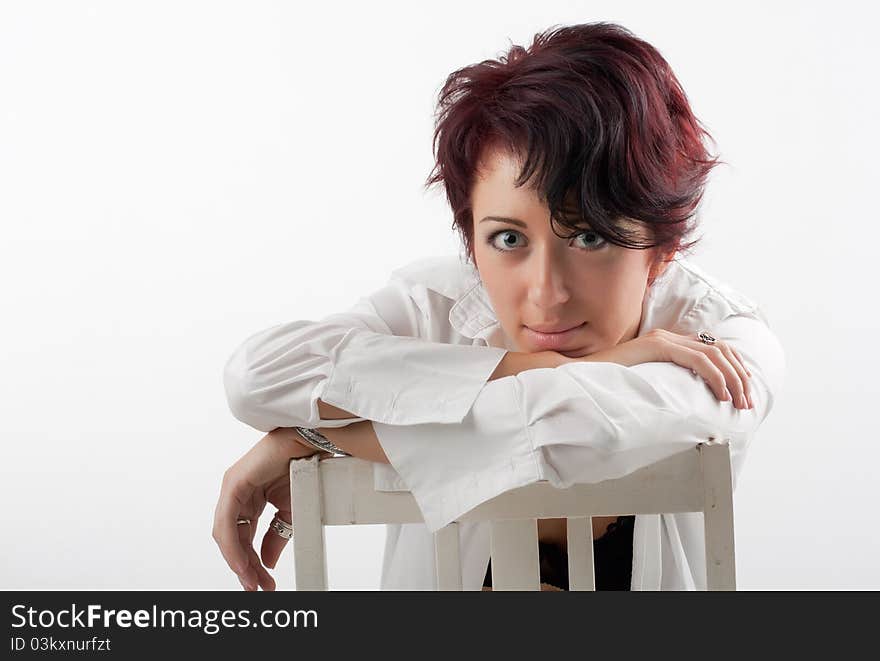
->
[289,439,736,591]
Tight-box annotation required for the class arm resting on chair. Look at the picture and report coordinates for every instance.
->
[278,420,390,464]
[314,349,565,421]
[316,399,359,420]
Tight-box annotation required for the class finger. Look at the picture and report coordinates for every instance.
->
[261,510,293,570]
[243,536,276,591]
[690,341,747,409]
[673,346,728,402]
[731,346,752,378]
[212,482,252,578]
[729,346,753,408]
[237,523,262,590]
[717,343,752,409]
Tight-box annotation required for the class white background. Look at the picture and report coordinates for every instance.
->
[1,0,877,590]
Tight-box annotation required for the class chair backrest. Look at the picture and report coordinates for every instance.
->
[289,440,735,591]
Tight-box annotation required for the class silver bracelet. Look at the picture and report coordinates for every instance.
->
[292,426,352,457]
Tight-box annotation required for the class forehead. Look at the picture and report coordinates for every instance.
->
[471,147,647,236]
[471,147,546,216]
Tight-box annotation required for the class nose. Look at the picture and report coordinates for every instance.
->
[526,248,571,310]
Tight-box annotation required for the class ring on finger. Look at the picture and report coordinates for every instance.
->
[270,515,294,540]
[697,330,716,345]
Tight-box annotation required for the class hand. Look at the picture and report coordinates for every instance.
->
[212,429,326,591]
[576,329,754,410]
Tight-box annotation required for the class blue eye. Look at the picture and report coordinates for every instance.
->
[487,229,607,253]
[572,230,607,251]
[488,230,524,252]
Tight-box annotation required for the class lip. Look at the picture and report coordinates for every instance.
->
[522,322,587,350]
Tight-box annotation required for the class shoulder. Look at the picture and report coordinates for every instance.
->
[650,256,768,332]
[672,257,762,315]
[388,253,479,302]
[656,257,786,412]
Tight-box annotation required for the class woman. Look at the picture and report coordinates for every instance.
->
[213,22,785,592]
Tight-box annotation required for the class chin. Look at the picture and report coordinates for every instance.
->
[557,348,590,359]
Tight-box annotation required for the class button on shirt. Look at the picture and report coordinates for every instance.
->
[223,253,786,590]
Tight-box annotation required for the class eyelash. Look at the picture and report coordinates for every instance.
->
[486,229,608,253]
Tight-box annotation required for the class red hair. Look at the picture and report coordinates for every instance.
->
[424,22,724,267]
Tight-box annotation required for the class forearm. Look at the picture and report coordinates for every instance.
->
[305,351,609,465]
[488,350,571,380]
[306,356,550,464]
[309,351,570,462]
[489,345,658,379]
[319,421,389,463]
[316,350,569,421]
[317,398,358,419]
[281,420,391,464]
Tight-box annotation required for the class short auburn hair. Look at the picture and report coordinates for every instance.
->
[423,21,724,267]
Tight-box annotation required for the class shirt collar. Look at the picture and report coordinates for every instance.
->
[447,260,504,342]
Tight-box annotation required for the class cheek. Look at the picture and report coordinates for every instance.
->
[477,274,515,319]
[607,272,648,309]
[607,252,652,293]
[585,269,649,328]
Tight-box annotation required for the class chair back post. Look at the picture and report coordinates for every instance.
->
[290,454,328,590]
[699,440,737,590]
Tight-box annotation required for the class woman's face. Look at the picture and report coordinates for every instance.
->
[470,148,666,357]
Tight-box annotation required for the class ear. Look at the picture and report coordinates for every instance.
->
[467,238,480,274]
[647,247,675,286]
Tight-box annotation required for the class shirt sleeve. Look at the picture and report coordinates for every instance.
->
[372,311,786,533]
[222,275,508,433]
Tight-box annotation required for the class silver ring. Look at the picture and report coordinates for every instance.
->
[270,515,294,540]
[697,330,716,345]
[236,518,251,526]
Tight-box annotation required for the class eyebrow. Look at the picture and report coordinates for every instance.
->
[479,216,528,228]
[479,215,594,232]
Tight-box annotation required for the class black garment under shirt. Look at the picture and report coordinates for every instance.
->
[482,514,635,590]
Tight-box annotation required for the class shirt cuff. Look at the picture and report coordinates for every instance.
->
[320,327,508,426]
[371,374,544,533]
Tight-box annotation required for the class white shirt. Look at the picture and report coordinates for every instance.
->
[223,253,786,590]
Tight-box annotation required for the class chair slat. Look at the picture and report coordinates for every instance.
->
[459,447,704,524]
[566,516,596,591]
[433,523,462,590]
[489,518,540,590]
